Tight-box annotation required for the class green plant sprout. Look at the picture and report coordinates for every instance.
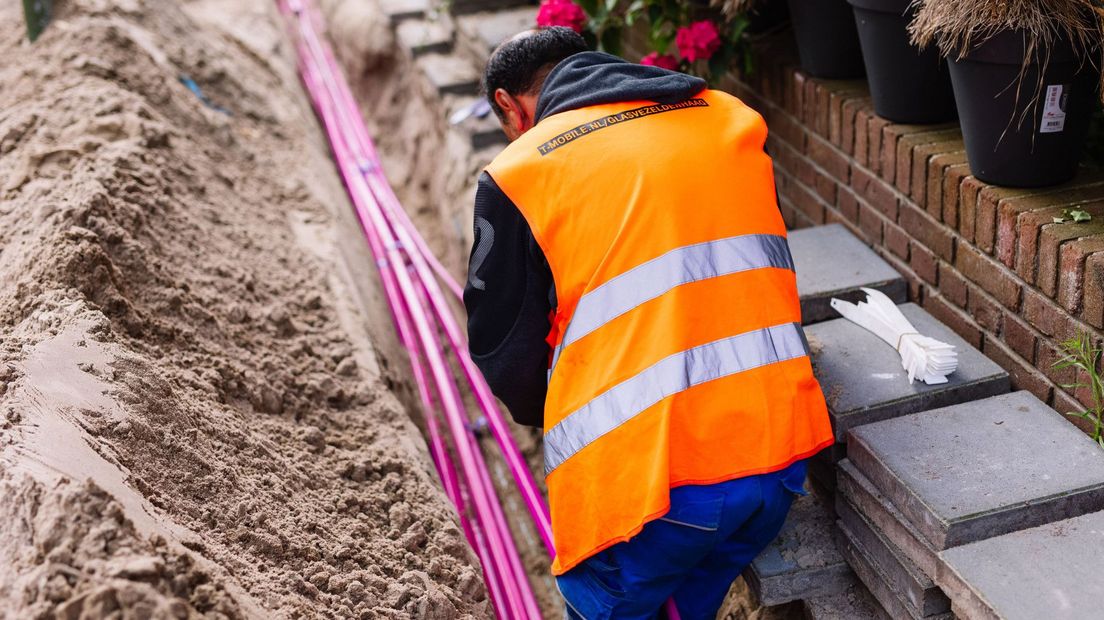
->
[1054,332,1104,448]
[1053,208,1093,223]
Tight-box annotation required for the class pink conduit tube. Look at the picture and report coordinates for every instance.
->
[284,2,541,617]
[284,2,687,617]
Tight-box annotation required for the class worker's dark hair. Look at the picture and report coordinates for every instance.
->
[482,27,588,121]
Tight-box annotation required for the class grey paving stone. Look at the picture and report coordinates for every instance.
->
[805,302,1009,441]
[836,459,939,578]
[789,224,906,324]
[837,519,954,620]
[848,391,1104,550]
[396,18,454,56]
[744,489,853,605]
[836,497,950,617]
[380,0,431,22]
[936,510,1104,620]
[416,53,479,95]
[457,6,539,53]
[804,582,889,620]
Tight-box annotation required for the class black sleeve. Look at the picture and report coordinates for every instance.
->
[464,172,555,428]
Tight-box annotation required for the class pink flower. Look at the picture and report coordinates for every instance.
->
[675,20,721,62]
[536,0,588,33]
[640,52,679,71]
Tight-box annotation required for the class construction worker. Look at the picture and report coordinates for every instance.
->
[465,27,834,620]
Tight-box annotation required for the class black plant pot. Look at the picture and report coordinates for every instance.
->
[848,0,956,123]
[948,31,1099,187]
[787,0,865,79]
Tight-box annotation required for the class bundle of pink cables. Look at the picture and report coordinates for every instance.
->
[278,3,681,617]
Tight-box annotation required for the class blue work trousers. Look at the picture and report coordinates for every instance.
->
[556,460,807,620]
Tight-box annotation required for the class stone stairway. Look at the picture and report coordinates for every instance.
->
[756,223,1104,620]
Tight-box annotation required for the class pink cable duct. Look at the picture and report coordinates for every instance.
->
[307,6,555,554]
[299,52,521,618]
[283,3,542,617]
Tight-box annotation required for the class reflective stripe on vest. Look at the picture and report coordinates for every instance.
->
[549,233,795,373]
[545,321,809,473]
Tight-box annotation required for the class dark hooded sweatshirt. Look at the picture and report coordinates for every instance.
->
[464,52,707,428]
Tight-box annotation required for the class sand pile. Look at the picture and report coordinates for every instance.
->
[0,0,488,617]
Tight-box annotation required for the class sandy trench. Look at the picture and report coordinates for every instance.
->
[0,0,494,617]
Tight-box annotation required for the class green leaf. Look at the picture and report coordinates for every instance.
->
[600,25,623,55]
[23,0,52,42]
[1071,209,1093,222]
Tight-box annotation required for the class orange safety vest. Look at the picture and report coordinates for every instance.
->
[485,89,834,575]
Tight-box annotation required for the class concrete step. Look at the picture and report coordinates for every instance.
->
[804,582,889,620]
[744,489,854,606]
[836,459,939,579]
[804,302,1009,443]
[396,17,455,56]
[836,497,951,617]
[837,518,955,620]
[450,0,533,16]
[936,510,1104,620]
[380,0,433,22]
[416,53,480,95]
[847,390,1104,551]
[789,224,906,324]
[456,6,539,59]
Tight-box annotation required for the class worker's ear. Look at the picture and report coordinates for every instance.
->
[494,88,529,141]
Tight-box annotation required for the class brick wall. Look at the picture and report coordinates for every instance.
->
[711,35,1104,426]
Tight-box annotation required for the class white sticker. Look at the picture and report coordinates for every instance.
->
[1040,84,1068,133]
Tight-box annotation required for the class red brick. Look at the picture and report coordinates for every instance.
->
[828,85,868,148]
[783,177,827,225]
[1058,240,1104,314]
[899,202,955,262]
[941,164,973,229]
[840,97,871,156]
[791,71,807,120]
[852,166,898,220]
[813,170,838,205]
[1002,312,1038,363]
[1083,252,1104,328]
[923,292,982,349]
[925,151,968,222]
[1035,208,1104,297]
[973,186,1034,255]
[878,247,925,302]
[956,244,1022,311]
[910,242,938,285]
[958,175,986,243]
[910,139,965,209]
[838,186,860,223]
[1022,287,1077,340]
[884,221,910,260]
[867,116,892,176]
[814,84,831,137]
[939,262,968,307]
[984,336,1053,403]
[769,113,805,151]
[1052,389,1098,435]
[807,134,850,182]
[966,284,1004,333]
[1038,340,1078,387]
[895,129,961,198]
[857,200,885,245]
[803,79,819,128]
[853,108,871,167]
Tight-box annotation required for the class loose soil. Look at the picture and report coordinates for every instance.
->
[0,0,488,618]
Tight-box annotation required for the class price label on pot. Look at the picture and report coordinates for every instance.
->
[1040,84,1069,134]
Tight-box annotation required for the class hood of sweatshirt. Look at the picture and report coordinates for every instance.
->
[534,51,707,122]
